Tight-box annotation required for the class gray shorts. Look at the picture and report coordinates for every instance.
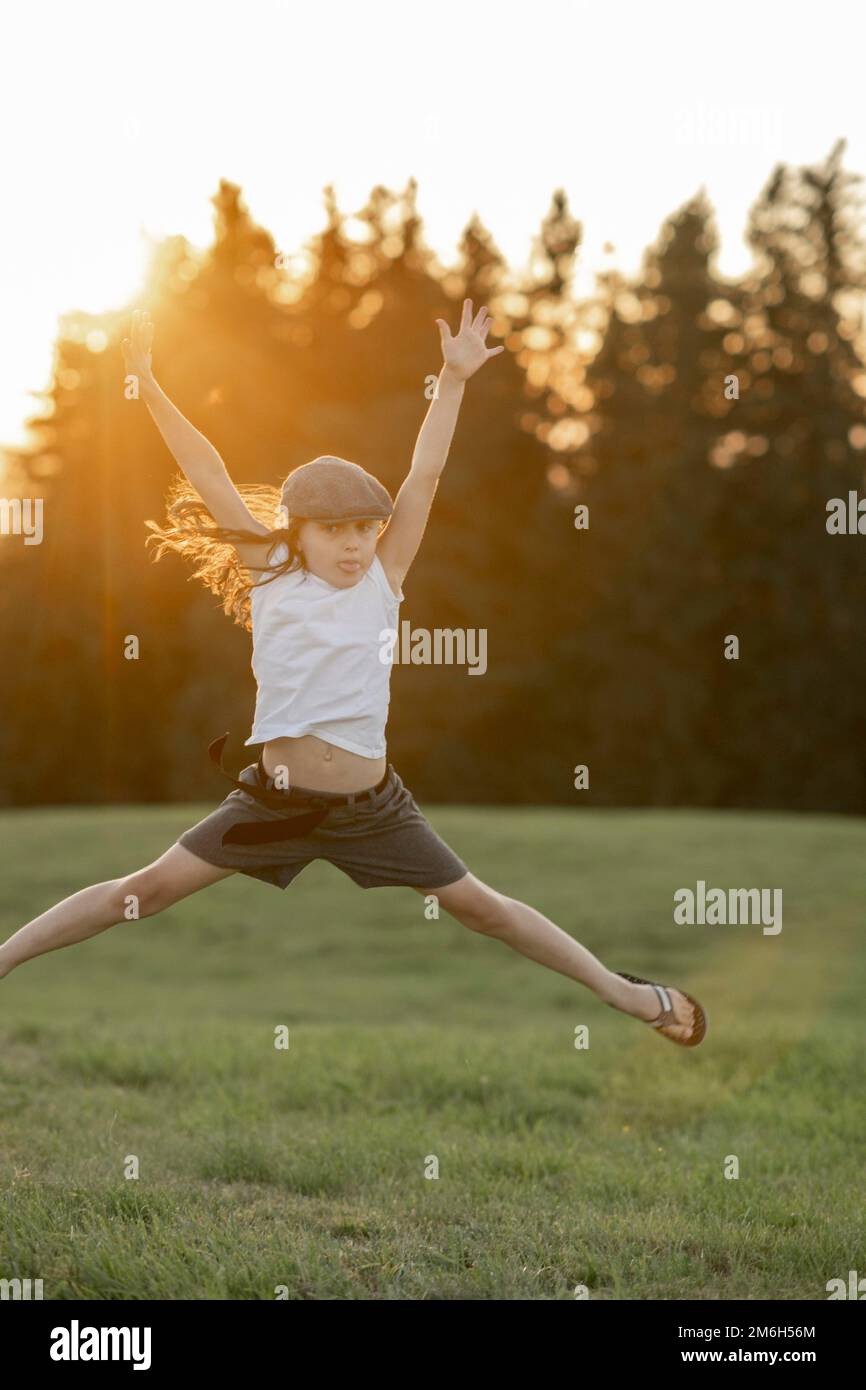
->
[177,761,470,892]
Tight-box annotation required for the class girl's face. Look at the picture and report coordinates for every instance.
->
[296,518,383,587]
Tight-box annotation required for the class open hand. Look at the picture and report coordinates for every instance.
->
[435,299,504,381]
[121,308,155,384]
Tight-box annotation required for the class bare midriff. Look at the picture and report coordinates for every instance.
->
[260,734,387,794]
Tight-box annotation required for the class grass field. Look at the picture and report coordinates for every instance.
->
[1,798,864,1300]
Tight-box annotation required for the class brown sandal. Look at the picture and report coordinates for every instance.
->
[615,971,707,1047]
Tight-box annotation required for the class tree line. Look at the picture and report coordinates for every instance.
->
[1,141,865,812]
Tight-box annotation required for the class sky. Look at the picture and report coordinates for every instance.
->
[1,0,863,452]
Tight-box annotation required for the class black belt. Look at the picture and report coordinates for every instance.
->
[207,733,389,847]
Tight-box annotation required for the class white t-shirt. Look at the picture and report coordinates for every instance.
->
[244,542,404,758]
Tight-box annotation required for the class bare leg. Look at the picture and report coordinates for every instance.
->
[0,844,235,979]
[416,872,697,1040]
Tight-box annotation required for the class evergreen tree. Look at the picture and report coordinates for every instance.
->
[714,140,866,810]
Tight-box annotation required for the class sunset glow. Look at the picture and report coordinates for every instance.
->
[2,0,863,456]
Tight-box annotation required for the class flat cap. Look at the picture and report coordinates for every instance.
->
[280,456,393,522]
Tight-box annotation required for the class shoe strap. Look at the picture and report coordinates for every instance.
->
[650,983,675,1027]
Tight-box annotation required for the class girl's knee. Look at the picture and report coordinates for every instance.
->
[114,870,175,920]
[445,881,514,934]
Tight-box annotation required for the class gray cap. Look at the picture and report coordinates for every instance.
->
[280,456,393,522]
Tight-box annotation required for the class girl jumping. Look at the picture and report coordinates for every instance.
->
[0,301,706,1047]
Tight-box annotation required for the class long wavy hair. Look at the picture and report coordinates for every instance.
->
[145,473,310,632]
[145,471,388,631]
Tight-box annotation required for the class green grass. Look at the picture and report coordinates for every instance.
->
[1,800,864,1300]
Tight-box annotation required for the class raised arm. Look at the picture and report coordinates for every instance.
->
[377,299,503,591]
[122,310,269,564]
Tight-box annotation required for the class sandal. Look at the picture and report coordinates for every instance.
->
[615,971,707,1047]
